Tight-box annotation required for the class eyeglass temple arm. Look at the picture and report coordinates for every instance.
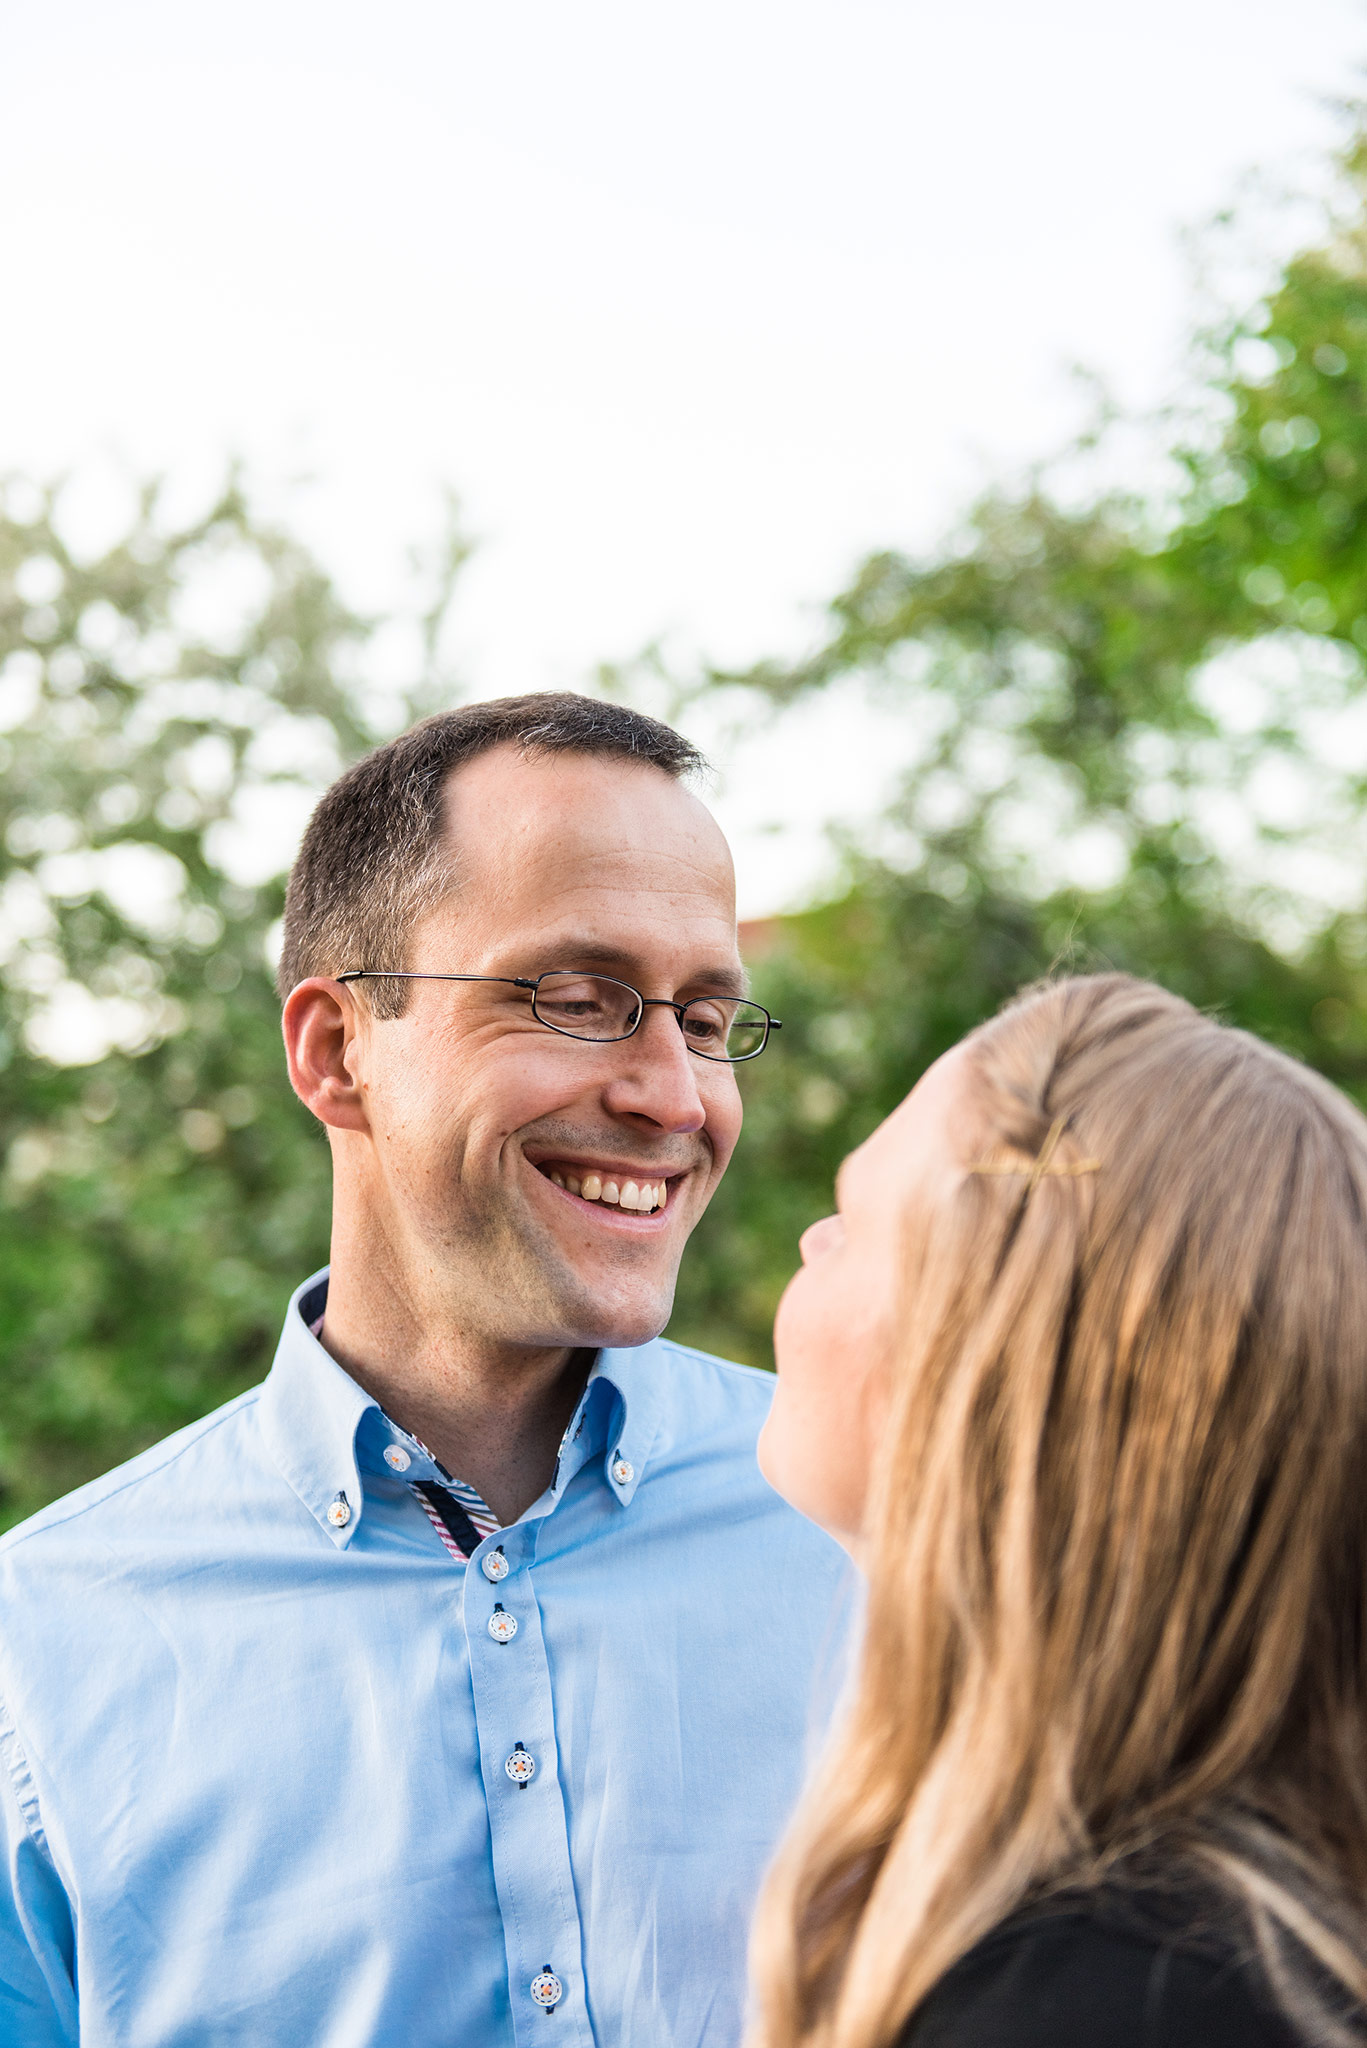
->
[334,972,537,988]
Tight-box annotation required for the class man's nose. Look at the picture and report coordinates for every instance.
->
[600,1005,710,1133]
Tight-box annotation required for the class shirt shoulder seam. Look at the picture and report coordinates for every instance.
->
[0,1389,264,1556]
[655,1339,772,1387]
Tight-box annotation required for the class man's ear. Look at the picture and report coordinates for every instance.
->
[282,979,371,1133]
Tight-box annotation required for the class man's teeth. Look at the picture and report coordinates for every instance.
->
[547,1170,669,1212]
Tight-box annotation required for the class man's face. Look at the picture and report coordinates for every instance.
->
[338,746,745,1351]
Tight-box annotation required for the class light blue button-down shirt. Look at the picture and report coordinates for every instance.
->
[0,1271,849,2047]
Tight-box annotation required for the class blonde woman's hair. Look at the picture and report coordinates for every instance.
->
[750,973,1367,2048]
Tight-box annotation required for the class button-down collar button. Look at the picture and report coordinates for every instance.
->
[505,1742,536,1788]
[326,1492,352,1528]
[530,1967,563,2009]
[487,1603,518,1644]
[383,1444,411,1472]
[481,1545,509,1582]
[611,1456,634,1487]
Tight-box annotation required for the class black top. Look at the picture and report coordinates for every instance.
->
[900,1887,1328,2048]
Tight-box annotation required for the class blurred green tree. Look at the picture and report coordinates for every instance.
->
[667,129,1367,1367]
[0,479,450,1523]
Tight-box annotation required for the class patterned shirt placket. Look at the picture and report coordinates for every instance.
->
[409,1474,501,1562]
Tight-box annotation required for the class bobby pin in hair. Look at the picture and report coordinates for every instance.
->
[967,1115,1102,1190]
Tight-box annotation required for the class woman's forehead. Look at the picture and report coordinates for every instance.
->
[843,1045,973,1208]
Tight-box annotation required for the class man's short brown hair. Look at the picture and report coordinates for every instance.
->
[277,692,707,1017]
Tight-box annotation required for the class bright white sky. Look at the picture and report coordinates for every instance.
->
[3,0,1366,914]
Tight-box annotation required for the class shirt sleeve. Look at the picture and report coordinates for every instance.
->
[0,1704,78,2047]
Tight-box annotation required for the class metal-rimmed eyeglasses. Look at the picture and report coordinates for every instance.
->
[334,968,782,1064]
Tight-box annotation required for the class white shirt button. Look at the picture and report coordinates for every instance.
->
[487,1604,518,1644]
[530,1968,563,2009]
[505,1743,536,1787]
[383,1445,411,1472]
[326,1493,352,1528]
[481,1547,509,1582]
[611,1457,634,1487]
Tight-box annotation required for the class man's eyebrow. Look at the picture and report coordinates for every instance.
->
[531,941,748,996]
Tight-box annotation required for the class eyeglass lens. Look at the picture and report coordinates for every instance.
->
[529,972,768,1061]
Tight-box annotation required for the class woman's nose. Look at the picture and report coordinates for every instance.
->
[799,1214,843,1265]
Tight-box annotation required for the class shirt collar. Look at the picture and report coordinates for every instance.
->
[256,1271,375,1548]
[586,1344,662,1508]
[257,1268,666,1546]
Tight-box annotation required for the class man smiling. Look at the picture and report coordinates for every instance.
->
[0,695,846,2048]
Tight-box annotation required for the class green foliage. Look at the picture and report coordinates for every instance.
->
[0,479,390,1524]
[666,130,1367,1368]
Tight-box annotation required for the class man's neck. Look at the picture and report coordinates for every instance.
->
[319,1259,594,1527]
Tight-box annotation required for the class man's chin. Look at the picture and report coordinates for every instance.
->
[493,1214,681,1352]
[536,1274,677,1355]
